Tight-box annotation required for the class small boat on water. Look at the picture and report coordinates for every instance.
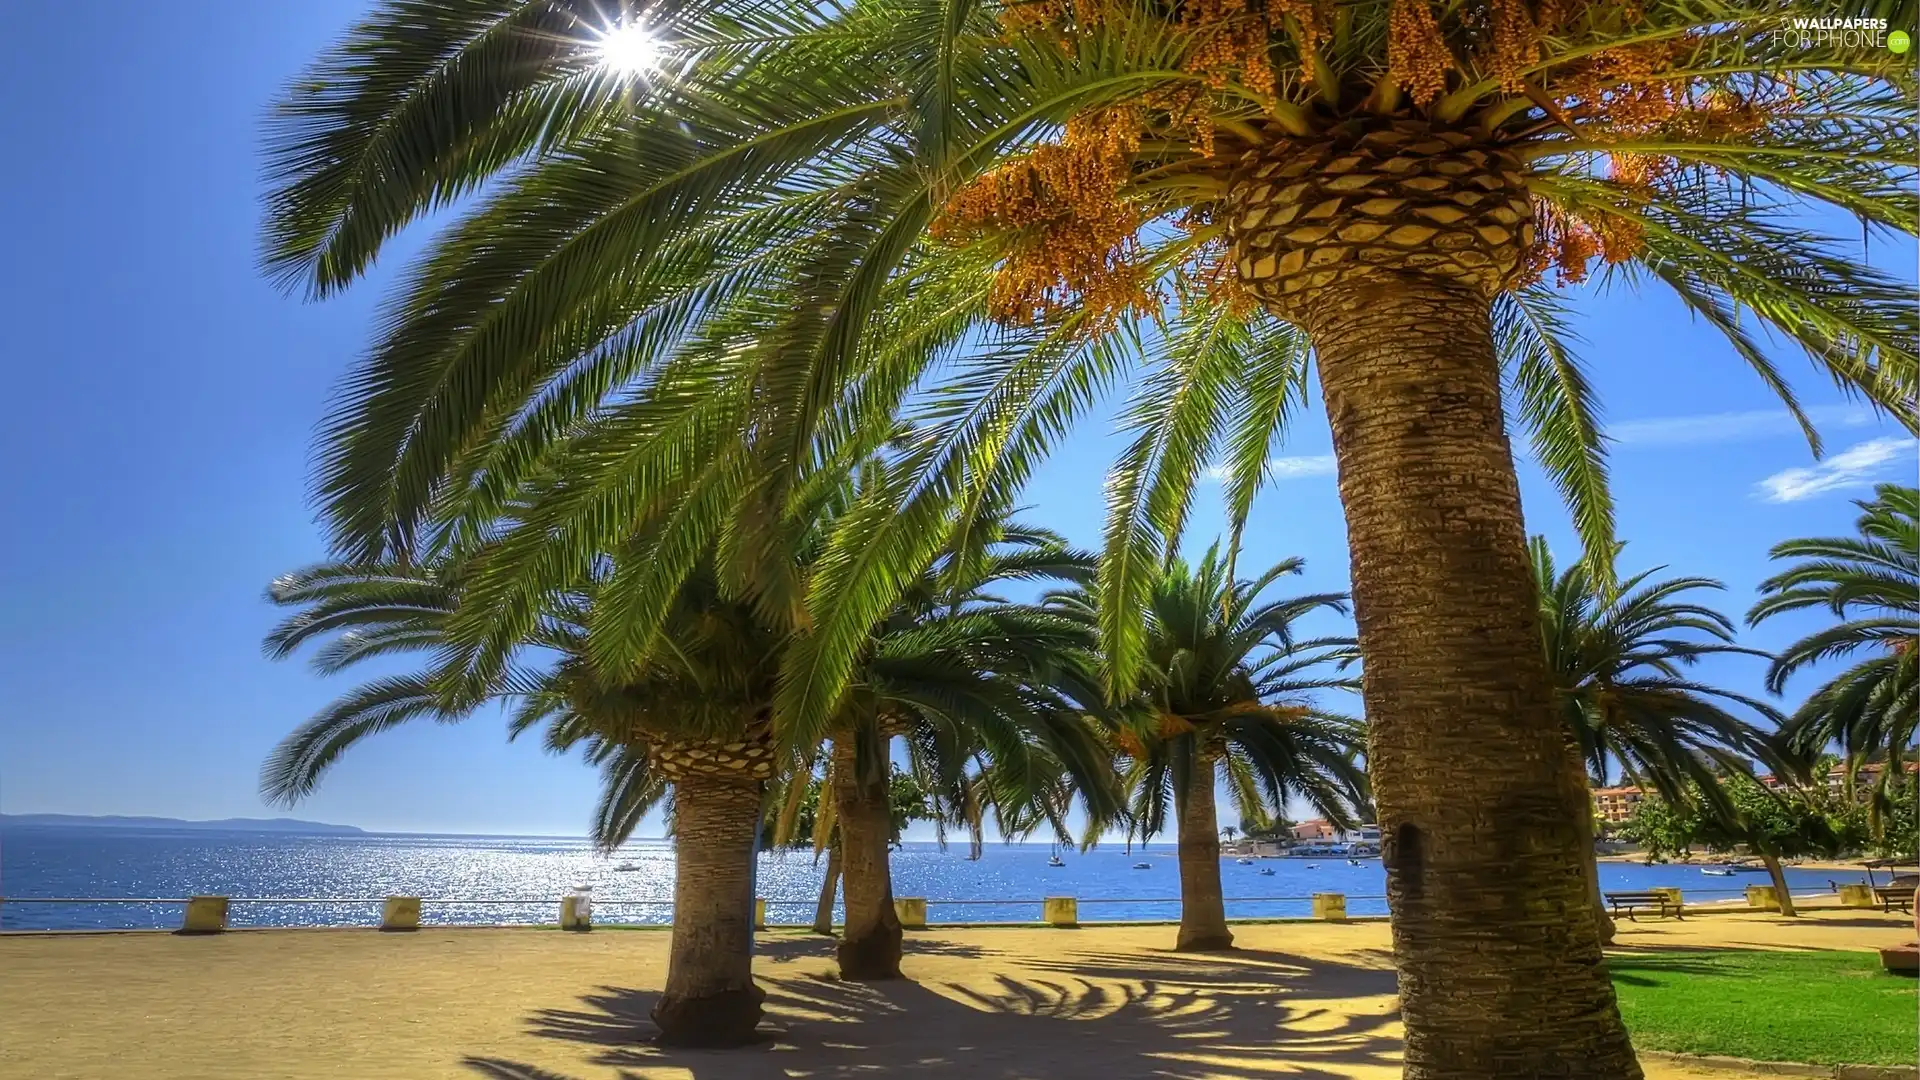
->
[1132,862,1152,870]
[1347,859,1362,866]
[1305,863,1319,869]
[1702,867,1735,876]
[1047,855,1065,867]
[1235,857,1254,865]
[1257,867,1275,877]
[613,863,642,872]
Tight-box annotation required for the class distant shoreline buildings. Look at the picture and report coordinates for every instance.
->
[1594,761,1916,825]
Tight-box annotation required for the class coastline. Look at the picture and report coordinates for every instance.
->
[1595,853,1917,875]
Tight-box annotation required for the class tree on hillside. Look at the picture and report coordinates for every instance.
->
[1750,483,1920,834]
[1617,795,1696,864]
[263,2,1916,1069]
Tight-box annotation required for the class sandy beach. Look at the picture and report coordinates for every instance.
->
[0,910,1908,1079]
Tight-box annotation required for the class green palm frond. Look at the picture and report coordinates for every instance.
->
[1531,534,1798,824]
[1751,484,1920,774]
[266,0,1917,798]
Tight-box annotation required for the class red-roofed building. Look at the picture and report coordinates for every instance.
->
[1290,818,1338,841]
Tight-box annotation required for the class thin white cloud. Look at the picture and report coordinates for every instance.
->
[1205,454,1338,483]
[1267,454,1338,479]
[1610,404,1874,447]
[1757,437,1917,503]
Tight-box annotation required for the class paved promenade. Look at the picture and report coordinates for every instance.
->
[1,910,1907,1079]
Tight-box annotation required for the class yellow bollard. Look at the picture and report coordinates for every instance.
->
[179,896,229,934]
[754,898,768,930]
[559,894,592,931]
[1838,883,1875,908]
[894,897,927,930]
[1312,892,1348,922]
[381,896,422,931]
[1043,896,1078,928]
[1745,884,1779,911]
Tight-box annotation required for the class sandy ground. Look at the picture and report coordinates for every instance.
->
[0,911,1910,1080]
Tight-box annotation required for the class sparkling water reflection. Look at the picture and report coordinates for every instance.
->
[0,826,1855,931]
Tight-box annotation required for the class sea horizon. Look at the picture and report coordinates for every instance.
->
[0,822,1858,933]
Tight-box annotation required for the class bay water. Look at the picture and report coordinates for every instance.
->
[0,825,1852,931]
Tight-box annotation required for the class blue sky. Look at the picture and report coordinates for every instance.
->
[0,2,1913,839]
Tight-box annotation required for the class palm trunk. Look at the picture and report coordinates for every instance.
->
[1305,279,1641,1079]
[1567,744,1616,946]
[1761,851,1799,917]
[831,736,902,979]
[1176,747,1233,951]
[653,772,765,1047]
[811,837,842,935]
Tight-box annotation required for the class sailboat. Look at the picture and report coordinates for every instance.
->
[1047,842,1065,868]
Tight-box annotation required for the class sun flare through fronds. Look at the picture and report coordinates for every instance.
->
[592,19,661,76]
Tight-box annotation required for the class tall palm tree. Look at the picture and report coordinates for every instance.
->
[263,556,780,1046]
[1531,538,1792,943]
[1750,483,1920,823]
[262,3,1916,1070]
[762,564,1118,978]
[1054,547,1367,950]
[267,512,1114,991]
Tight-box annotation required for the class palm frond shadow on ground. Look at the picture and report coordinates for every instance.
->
[468,949,1403,1079]
[752,934,990,963]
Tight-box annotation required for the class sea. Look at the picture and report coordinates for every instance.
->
[0,825,1863,932]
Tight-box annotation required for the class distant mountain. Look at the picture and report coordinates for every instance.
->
[0,814,364,835]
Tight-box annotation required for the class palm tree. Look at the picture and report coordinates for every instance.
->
[261,3,1916,1069]
[740,504,1118,977]
[1055,547,1366,950]
[1750,483,1920,824]
[762,764,931,935]
[1531,538,1792,943]
[267,508,1114,990]
[263,556,779,1046]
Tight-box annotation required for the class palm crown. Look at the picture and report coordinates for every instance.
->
[1531,537,1794,820]
[1750,483,1920,788]
[260,0,1915,730]
[1051,546,1367,839]
[261,508,1118,847]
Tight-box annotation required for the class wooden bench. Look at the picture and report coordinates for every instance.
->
[1604,891,1683,921]
[1874,885,1915,913]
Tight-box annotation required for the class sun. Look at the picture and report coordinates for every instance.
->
[594,21,661,76]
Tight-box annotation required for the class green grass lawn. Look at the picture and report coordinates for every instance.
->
[1612,949,1917,1066]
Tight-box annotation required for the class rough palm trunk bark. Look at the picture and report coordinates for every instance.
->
[1175,746,1233,951]
[1305,278,1641,1079]
[831,736,903,979]
[812,837,842,935]
[1760,851,1799,916]
[653,772,765,1047]
[1566,738,1616,946]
